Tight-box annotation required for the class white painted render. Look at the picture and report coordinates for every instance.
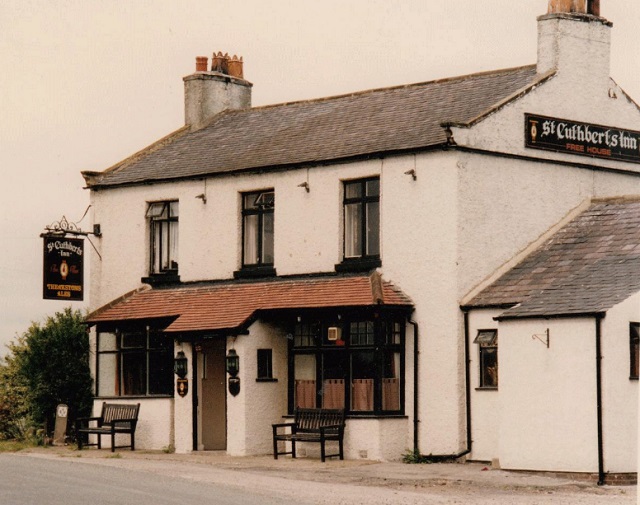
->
[601,292,640,473]
[498,318,598,473]
[85,12,640,469]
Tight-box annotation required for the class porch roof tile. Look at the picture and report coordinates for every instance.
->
[86,272,413,333]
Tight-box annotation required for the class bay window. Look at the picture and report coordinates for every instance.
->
[289,316,404,415]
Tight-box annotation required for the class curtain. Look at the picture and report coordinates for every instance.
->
[295,380,316,408]
[351,379,374,411]
[382,378,400,411]
[322,379,345,409]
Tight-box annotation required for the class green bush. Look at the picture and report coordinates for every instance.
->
[0,308,93,439]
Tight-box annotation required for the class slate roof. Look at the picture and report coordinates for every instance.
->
[86,272,413,333]
[87,65,545,188]
[465,197,640,319]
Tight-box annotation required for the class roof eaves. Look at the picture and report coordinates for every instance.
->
[495,310,607,322]
[82,125,191,188]
[442,69,556,129]
[85,285,152,324]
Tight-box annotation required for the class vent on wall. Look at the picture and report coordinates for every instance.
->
[327,327,342,341]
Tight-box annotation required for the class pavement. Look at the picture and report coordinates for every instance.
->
[14,445,637,504]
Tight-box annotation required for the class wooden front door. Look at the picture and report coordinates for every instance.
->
[199,340,226,450]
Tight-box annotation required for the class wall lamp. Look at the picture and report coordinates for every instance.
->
[174,351,188,379]
[404,169,417,181]
[226,349,241,396]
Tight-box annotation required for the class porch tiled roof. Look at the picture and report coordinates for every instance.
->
[465,197,640,319]
[86,65,544,188]
[86,273,413,333]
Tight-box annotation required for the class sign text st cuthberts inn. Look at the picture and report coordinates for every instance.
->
[526,113,640,164]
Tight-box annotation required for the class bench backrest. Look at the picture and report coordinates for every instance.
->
[295,408,345,432]
[100,402,140,426]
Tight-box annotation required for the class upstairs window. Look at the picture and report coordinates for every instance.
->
[339,177,380,271]
[631,323,639,380]
[242,190,274,267]
[147,201,179,274]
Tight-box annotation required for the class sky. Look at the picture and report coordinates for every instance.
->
[1,0,639,355]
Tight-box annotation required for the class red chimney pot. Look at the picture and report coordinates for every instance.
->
[195,56,208,72]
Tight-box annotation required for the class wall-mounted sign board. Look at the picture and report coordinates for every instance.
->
[525,113,640,164]
[43,237,84,301]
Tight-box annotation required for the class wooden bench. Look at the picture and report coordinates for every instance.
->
[272,408,345,462]
[76,402,140,452]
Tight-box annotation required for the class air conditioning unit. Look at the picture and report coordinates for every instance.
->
[327,327,342,341]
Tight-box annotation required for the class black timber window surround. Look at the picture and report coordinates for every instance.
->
[237,190,275,278]
[474,330,498,389]
[96,328,173,397]
[337,177,381,272]
[631,323,639,380]
[146,201,179,276]
[289,317,404,415]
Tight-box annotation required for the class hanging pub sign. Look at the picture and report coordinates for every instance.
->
[525,113,640,164]
[43,236,84,301]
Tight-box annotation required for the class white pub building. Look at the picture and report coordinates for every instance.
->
[82,0,640,483]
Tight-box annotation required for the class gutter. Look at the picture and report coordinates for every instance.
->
[595,314,605,486]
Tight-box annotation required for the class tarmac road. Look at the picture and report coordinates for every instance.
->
[1,448,635,505]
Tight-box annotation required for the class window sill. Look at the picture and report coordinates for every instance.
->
[233,266,277,279]
[256,378,278,383]
[475,387,498,391]
[335,257,381,273]
[141,273,181,286]
[630,377,639,381]
[283,413,406,419]
[95,395,174,400]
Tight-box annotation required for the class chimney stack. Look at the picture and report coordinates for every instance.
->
[184,51,252,130]
[538,0,611,87]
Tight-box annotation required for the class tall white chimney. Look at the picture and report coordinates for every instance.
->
[183,52,252,131]
[537,0,611,88]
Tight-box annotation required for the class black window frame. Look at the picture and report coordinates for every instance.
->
[96,327,174,398]
[288,314,404,416]
[474,329,498,389]
[630,323,639,380]
[146,200,179,276]
[337,177,381,272]
[238,190,275,277]
[256,348,276,382]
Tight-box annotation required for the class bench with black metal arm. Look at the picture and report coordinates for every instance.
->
[76,402,140,452]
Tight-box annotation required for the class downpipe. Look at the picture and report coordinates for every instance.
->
[595,314,605,486]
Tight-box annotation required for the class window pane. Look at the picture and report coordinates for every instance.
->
[122,351,146,395]
[169,221,179,270]
[121,333,145,348]
[257,349,273,379]
[243,214,259,264]
[148,350,173,395]
[169,201,179,217]
[480,347,498,388]
[146,202,167,218]
[262,212,274,264]
[383,351,401,411]
[161,222,170,270]
[98,332,117,352]
[351,351,375,411]
[345,182,362,199]
[366,201,380,256]
[153,224,162,273]
[294,354,316,408]
[244,193,259,210]
[350,321,374,346]
[366,178,379,197]
[294,323,318,347]
[98,353,119,396]
[322,352,345,409]
[344,203,362,258]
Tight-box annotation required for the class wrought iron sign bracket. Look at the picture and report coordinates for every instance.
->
[41,212,102,261]
[532,328,550,348]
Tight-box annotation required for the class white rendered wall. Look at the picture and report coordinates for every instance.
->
[225,321,288,456]
[467,309,501,463]
[602,292,640,473]
[498,318,598,473]
[90,397,173,451]
[173,341,193,453]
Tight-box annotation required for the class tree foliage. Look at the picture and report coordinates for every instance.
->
[0,308,93,439]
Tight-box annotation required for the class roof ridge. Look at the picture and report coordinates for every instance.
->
[216,64,538,117]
